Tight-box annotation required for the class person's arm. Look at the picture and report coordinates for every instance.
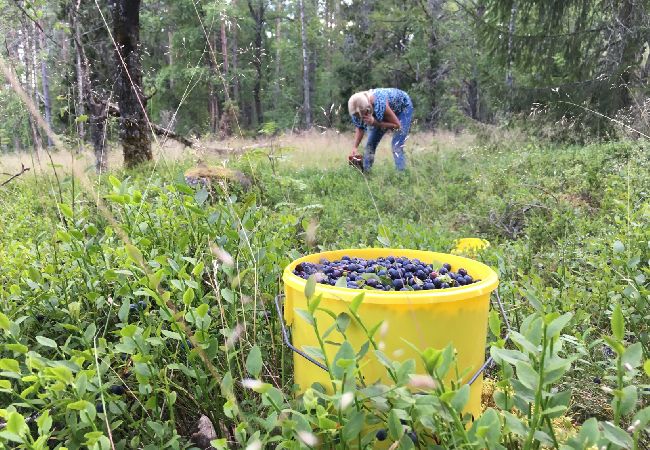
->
[364,102,401,130]
[352,127,364,154]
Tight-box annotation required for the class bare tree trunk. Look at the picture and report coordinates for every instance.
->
[247,0,266,125]
[74,13,86,150]
[112,0,152,167]
[168,30,174,89]
[221,18,229,77]
[232,0,240,106]
[426,0,443,126]
[299,0,311,129]
[273,0,282,101]
[506,2,517,90]
[208,31,220,134]
[37,22,53,147]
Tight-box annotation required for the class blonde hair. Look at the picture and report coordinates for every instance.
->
[348,91,372,117]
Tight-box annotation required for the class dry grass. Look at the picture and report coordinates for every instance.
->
[0,129,477,175]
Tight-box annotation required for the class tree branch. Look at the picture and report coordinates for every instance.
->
[1,164,30,187]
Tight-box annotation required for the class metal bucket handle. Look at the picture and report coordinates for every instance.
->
[274,289,512,385]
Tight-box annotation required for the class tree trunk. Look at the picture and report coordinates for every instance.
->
[426,0,443,126]
[273,0,282,101]
[232,0,240,106]
[74,14,86,150]
[208,31,220,134]
[112,0,152,167]
[505,2,517,90]
[89,100,108,172]
[168,30,174,89]
[299,0,311,129]
[247,0,265,125]
[37,23,53,147]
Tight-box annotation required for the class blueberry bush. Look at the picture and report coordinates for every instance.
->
[0,137,648,448]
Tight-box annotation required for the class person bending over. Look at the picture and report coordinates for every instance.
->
[347,88,413,172]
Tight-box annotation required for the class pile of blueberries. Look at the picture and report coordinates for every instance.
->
[292,255,479,291]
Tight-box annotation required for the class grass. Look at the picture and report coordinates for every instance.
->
[0,132,648,449]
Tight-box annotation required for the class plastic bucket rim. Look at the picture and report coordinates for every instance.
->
[283,248,499,305]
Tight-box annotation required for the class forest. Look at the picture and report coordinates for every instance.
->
[0,0,649,449]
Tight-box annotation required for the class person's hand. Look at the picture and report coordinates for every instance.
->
[362,115,377,127]
[350,147,359,156]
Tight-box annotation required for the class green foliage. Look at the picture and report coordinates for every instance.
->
[0,137,649,447]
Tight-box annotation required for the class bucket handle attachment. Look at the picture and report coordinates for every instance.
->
[274,290,512,384]
[274,294,329,372]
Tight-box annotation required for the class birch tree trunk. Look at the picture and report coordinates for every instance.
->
[299,0,311,129]
[37,22,53,147]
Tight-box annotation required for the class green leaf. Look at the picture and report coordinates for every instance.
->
[183,288,195,306]
[601,421,633,449]
[613,240,625,254]
[335,277,347,288]
[488,309,501,337]
[304,275,316,299]
[125,244,144,265]
[308,294,322,315]
[618,385,638,417]
[621,342,642,369]
[388,409,404,441]
[4,344,28,354]
[36,335,57,348]
[196,304,209,317]
[246,345,263,378]
[295,309,314,326]
[451,384,470,412]
[644,359,650,376]
[514,361,539,390]
[336,313,351,333]
[573,417,599,446]
[195,188,209,205]
[75,114,89,123]
[6,412,27,436]
[0,312,10,331]
[349,292,364,315]
[342,411,365,441]
[611,303,624,340]
[67,399,92,411]
[59,203,74,219]
[490,346,528,365]
[546,312,573,338]
[0,358,20,373]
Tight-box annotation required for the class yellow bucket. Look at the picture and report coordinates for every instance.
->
[280,248,499,419]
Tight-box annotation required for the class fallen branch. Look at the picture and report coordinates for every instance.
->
[1,163,30,187]
[206,142,278,155]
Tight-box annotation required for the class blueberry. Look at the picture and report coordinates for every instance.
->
[383,285,391,291]
[456,277,466,286]
[347,282,358,289]
[412,285,422,291]
[376,429,388,441]
[424,282,435,290]
[441,283,450,289]
[464,275,473,284]
[109,385,125,395]
[389,268,398,278]
[96,402,104,413]
[458,268,467,277]
[443,263,452,271]
[366,278,378,287]
[448,272,457,278]
[129,304,138,311]
[393,279,404,289]
[429,272,438,280]
[387,256,395,263]
[432,278,442,288]
[342,256,351,261]
[439,267,449,275]
[405,264,415,271]
[138,301,147,310]
[593,377,601,384]
[408,431,417,443]
[416,270,425,279]
[399,287,409,291]
[378,270,387,276]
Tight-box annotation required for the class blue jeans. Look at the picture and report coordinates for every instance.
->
[363,102,413,172]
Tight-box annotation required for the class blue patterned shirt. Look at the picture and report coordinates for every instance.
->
[351,88,412,130]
